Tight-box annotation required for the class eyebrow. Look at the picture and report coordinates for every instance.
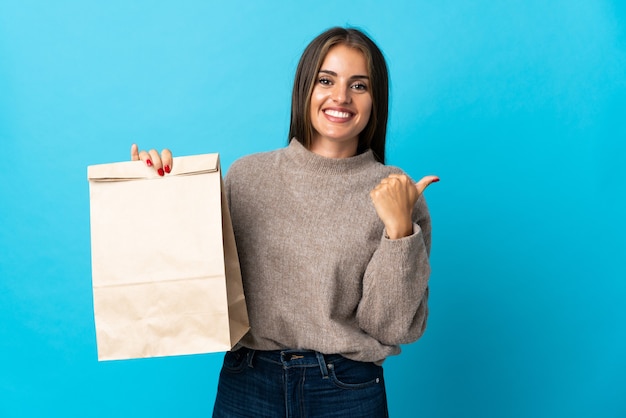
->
[319,69,370,80]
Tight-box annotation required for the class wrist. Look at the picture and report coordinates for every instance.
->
[385,223,413,240]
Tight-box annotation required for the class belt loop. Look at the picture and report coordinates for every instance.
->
[247,349,256,368]
[315,352,329,379]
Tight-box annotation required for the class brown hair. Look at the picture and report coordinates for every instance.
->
[288,27,389,164]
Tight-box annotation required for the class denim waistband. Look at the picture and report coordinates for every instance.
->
[238,348,347,378]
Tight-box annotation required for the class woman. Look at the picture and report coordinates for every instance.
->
[132,27,438,418]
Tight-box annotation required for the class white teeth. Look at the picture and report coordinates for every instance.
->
[324,109,351,118]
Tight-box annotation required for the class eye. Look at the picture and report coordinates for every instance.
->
[318,77,332,86]
[351,82,368,91]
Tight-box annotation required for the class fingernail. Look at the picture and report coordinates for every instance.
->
[432,177,440,183]
[164,165,171,174]
[146,159,153,167]
[158,168,165,177]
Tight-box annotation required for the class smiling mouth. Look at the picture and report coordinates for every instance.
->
[324,109,353,119]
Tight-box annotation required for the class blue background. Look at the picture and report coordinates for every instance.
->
[1,1,625,417]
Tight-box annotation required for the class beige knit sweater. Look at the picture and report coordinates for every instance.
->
[225,139,431,363]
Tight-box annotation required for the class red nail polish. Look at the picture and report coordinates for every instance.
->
[164,165,171,174]
[158,168,165,176]
[432,178,440,183]
[146,159,153,167]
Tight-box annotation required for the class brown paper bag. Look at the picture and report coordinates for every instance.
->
[87,153,249,361]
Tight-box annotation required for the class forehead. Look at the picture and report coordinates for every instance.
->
[320,44,369,74]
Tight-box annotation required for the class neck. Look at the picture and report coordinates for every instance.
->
[309,137,358,159]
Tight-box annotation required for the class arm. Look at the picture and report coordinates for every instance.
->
[356,175,436,345]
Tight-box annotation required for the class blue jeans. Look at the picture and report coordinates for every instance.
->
[212,348,389,418]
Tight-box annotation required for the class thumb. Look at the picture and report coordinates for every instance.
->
[414,175,440,195]
[130,143,139,161]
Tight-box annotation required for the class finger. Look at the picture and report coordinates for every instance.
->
[383,175,398,184]
[130,144,140,161]
[374,177,403,196]
[138,150,153,167]
[386,174,414,190]
[148,149,164,176]
[414,175,440,195]
[387,173,412,182]
[161,148,173,174]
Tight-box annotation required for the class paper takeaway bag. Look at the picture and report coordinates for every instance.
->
[88,154,249,361]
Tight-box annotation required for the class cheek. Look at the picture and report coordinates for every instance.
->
[309,92,318,116]
[310,88,324,109]
[361,99,373,124]
[309,92,323,131]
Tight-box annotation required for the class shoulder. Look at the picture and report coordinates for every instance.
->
[381,164,406,176]
[367,161,409,180]
[226,147,284,181]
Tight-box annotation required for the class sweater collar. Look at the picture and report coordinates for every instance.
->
[285,138,377,175]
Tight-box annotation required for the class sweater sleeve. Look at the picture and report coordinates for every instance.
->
[356,195,432,345]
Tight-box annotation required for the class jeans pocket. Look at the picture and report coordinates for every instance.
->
[327,357,384,390]
[221,349,249,374]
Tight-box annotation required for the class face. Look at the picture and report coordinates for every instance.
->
[309,44,372,158]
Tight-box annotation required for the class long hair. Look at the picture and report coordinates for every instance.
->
[288,27,389,164]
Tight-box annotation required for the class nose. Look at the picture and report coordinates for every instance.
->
[331,83,351,104]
